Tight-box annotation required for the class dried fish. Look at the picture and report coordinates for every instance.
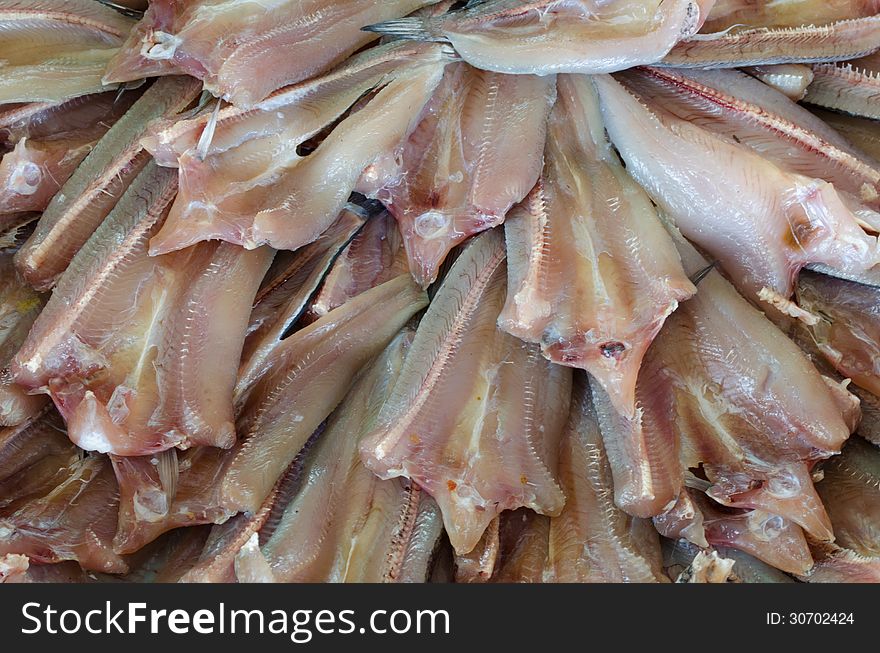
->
[806,52,880,120]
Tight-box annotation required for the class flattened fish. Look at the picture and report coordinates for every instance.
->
[367,0,705,76]
[595,74,880,303]
[146,42,451,256]
[12,163,273,455]
[744,64,814,100]
[361,229,571,555]
[0,0,135,104]
[360,63,555,287]
[703,0,880,31]
[104,0,434,107]
[499,74,694,415]
[806,52,880,120]
[16,76,202,290]
[222,275,429,513]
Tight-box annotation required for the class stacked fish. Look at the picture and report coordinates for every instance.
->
[1,0,880,584]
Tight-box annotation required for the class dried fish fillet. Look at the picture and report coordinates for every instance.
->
[146,42,451,256]
[547,376,667,582]
[595,74,880,303]
[104,0,434,107]
[454,517,500,583]
[703,0,880,31]
[619,67,880,215]
[744,64,814,100]
[796,270,880,398]
[366,0,705,76]
[816,436,880,557]
[0,0,135,104]
[16,76,201,290]
[236,330,442,583]
[664,16,880,68]
[806,52,880,120]
[361,64,555,287]
[500,74,694,415]
[222,275,429,513]
[0,454,127,574]
[235,208,364,406]
[812,109,880,163]
[491,510,550,583]
[12,163,273,455]
[799,546,880,582]
[361,230,571,555]
[0,254,46,425]
[306,210,409,321]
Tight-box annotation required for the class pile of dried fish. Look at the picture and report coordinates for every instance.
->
[2,0,880,584]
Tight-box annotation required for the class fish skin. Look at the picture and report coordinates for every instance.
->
[0,454,128,574]
[454,517,500,583]
[0,0,135,104]
[499,74,694,416]
[663,15,880,68]
[360,63,556,288]
[146,42,451,257]
[798,546,880,582]
[812,109,880,164]
[594,73,880,304]
[15,76,202,291]
[221,275,429,514]
[0,254,46,425]
[806,52,880,120]
[236,330,443,583]
[816,436,880,557]
[235,209,364,408]
[796,270,880,398]
[366,0,705,76]
[361,229,570,555]
[491,510,551,583]
[703,0,880,31]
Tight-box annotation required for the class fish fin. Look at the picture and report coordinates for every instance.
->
[362,18,446,43]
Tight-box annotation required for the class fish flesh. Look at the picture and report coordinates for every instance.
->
[499,74,694,415]
[0,0,135,104]
[222,275,429,513]
[12,163,273,455]
[145,42,451,256]
[366,0,706,76]
[103,0,435,108]
[360,63,555,287]
[361,229,571,555]
[595,74,880,303]
[744,64,814,100]
[703,0,880,31]
[16,76,201,290]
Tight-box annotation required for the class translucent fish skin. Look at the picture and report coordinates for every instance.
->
[235,209,364,406]
[0,255,46,425]
[361,64,555,287]
[499,75,694,416]
[634,245,849,539]
[307,211,410,321]
[222,275,429,514]
[491,510,551,583]
[103,0,433,108]
[146,43,450,256]
[703,0,880,31]
[595,74,880,303]
[361,230,571,555]
[806,52,880,120]
[0,455,127,574]
[816,436,880,557]
[547,376,667,583]
[236,331,443,583]
[0,0,135,104]
[796,271,880,398]
[663,16,880,68]
[454,517,500,583]
[13,163,273,455]
[0,91,138,216]
[619,67,880,215]
[111,447,233,555]
[16,76,202,291]
[368,0,705,76]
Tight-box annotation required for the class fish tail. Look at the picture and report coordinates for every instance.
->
[362,17,446,43]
